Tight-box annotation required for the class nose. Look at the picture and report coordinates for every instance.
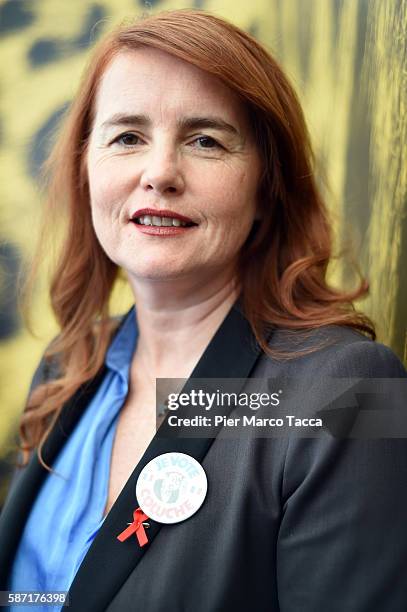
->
[139,146,185,196]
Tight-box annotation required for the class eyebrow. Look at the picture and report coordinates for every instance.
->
[100,113,241,137]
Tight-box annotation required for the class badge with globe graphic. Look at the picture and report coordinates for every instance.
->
[136,452,208,524]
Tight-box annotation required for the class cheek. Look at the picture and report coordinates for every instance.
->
[88,165,113,205]
[87,159,128,223]
[205,168,258,224]
[216,170,259,248]
[86,167,118,251]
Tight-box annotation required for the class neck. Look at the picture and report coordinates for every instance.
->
[127,266,240,378]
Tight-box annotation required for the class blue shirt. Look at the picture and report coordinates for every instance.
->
[9,306,138,610]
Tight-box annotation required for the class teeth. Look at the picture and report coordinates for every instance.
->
[136,215,189,227]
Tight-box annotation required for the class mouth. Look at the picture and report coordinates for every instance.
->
[130,208,198,228]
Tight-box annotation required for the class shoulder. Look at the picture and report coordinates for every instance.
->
[261,325,406,378]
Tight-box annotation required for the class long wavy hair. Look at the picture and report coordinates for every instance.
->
[18,8,374,468]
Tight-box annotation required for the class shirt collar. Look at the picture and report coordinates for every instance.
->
[105,305,138,381]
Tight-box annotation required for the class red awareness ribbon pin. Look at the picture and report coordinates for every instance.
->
[117,507,150,547]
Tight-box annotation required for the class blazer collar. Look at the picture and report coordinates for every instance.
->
[1,298,266,610]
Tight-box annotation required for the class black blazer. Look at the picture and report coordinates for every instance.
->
[1,302,406,612]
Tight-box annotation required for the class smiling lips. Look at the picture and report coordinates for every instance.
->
[130,208,198,235]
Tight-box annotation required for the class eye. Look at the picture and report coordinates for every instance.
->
[192,136,221,149]
[112,132,142,147]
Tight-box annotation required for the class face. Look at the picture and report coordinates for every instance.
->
[87,47,262,285]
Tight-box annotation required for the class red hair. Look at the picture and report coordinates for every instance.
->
[18,9,374,468]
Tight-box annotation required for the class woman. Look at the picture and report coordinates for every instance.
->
[0,9,406,612]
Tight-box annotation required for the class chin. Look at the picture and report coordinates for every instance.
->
[124,263,198,282]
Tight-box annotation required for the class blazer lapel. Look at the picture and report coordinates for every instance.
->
[0,312,132,587]
[68,300,266,611]
[0,367,108,587]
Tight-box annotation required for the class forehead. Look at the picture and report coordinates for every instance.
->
[93,48,249,126]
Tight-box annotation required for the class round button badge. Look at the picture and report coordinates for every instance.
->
[136,452,208,524]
